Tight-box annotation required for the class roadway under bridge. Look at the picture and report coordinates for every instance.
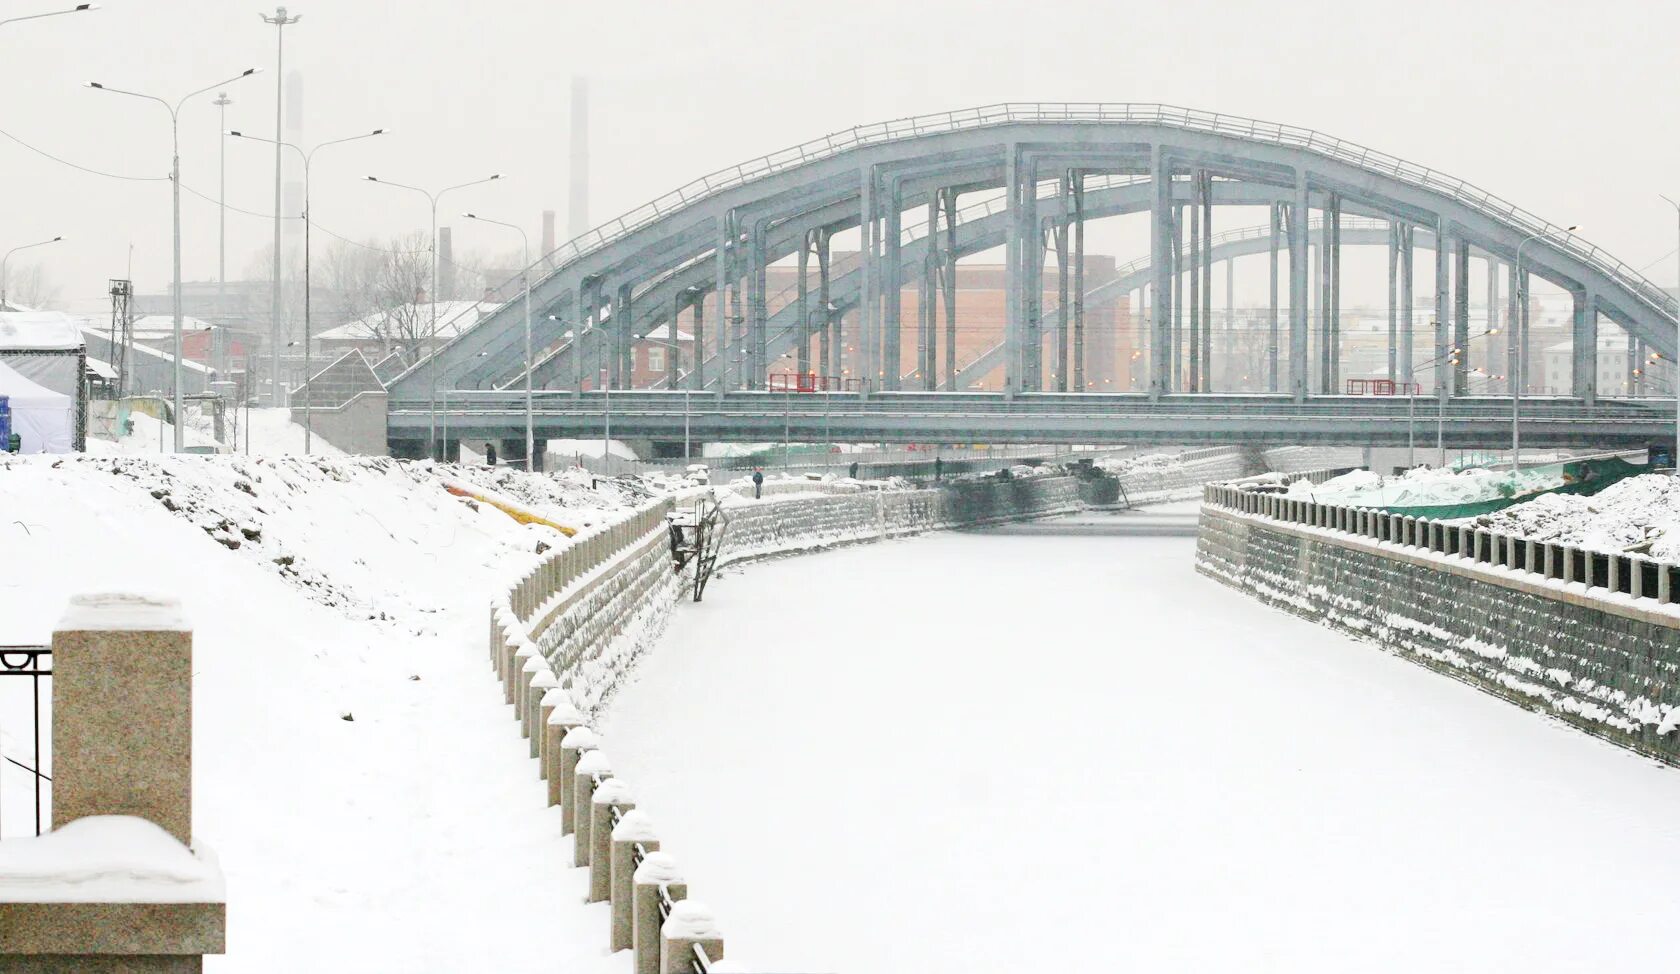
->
[384,103,1679,456]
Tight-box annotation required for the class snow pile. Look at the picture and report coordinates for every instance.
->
[0,816,224,904]
[1475,474,1680,560]
[1290,465,1557,508]
[87,407,342,457]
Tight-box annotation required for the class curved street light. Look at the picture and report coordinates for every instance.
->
[364,173,503,460]
[463,213,534,471]
[231,128,387,453]
[87,67,261,452]
[0,3,96,30]
[1,236,64,310]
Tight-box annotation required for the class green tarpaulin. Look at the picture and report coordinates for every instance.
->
[1369,457,1649,519]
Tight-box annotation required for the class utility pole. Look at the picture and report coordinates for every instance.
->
[261,6,300,407]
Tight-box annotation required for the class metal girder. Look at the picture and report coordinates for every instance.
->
[393,116,1678,408]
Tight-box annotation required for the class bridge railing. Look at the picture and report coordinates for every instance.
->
[1202,481,1679,606]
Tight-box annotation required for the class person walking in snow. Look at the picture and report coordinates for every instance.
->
[752,468,764,499]
[484,442,498,467]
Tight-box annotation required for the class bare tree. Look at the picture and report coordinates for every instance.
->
[4,263,62,310]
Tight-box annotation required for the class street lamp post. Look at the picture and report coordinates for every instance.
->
[0,3,96,30]
[213,93,231,377]
[463,213,534,471]
[88,68,261,453]
[365,174,502,460]
[232,128,386,453]
[261,6,300,408]
[1512,224,1579,472]
[1407,330,1462,469]
[1,236,63,309]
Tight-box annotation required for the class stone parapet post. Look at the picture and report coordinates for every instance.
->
[572,750,613,866]
[633,853,685,974]
[558,726,598,826]
[660,901,723,974]
[589,779,634,903]
[611,811,659,951]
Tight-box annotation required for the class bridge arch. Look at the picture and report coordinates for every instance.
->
[390,104,1675,425]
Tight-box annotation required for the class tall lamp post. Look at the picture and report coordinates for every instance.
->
[1,236,63,309]
[261,6,300,408]
[87,67,261,453]
[1660,196,1680,471]
[213,92,232,377]
[232,128,387,453]
[463,212,533,471]
[365,174,502,460]
[1512,224,1579,472]
[0,3,96,30]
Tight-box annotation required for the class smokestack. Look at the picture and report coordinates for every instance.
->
[542,210,556,266]
[568,76,589,239]
[438,226,455,302]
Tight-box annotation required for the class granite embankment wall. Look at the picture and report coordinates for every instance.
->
[1196,483,1680,764]
[481,475,1082,970]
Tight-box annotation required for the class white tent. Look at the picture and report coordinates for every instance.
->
[0,358,73,453]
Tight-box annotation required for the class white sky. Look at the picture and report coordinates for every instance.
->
[3,0,1677,311]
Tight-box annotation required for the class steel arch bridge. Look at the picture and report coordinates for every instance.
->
[385,103,1677,454]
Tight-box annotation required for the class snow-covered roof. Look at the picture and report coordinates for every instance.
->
[316,301,494,342]
[0,311,84,351]
[644,324,694,343]
[85,357,118,380]
[132,315,217,337]
[78,327,216,375]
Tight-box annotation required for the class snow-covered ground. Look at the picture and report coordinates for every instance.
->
[1477,473,1680,560]
[87,407,344,458]
[0,454,641,972]
[1287,464,1559,507]
[599,502,1680,973]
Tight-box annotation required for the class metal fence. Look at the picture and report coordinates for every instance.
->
[0,645,51,837]
[1203,482,1680,605]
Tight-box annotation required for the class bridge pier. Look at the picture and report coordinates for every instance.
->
[1054,174,1071,392]
[883,179,903,391]
[1268,202,1281,392]
[1486,257,1503,392]
[1329,196,1341,391]
[749,219,769,390]
[1572,289,1597,402]
[1400,223,1415,389]
[1433,220,1451,400]
[1189,174,1202,393]
[797,230,811,379]
[1453,240,1470,395]
[941,187,959,391]
[1200,171,1214,393]
[1289,175,1310,401]
[1506,262,1520,395]
[817,231,832,381]
[1072,172,1086,393]
[1173,201,1185,392]
[1148,145,1172,400]
[1387,223,1399,381]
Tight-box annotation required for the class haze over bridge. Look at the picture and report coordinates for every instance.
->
[384,103,1678,457]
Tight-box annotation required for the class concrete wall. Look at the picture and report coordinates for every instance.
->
[306,391,389,457]
[1196,490,1680,764]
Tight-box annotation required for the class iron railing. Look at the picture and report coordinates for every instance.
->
[0,646,51,837]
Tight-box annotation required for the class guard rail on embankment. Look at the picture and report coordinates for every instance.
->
[484,474,1081,971]
[1196,481,1680,765]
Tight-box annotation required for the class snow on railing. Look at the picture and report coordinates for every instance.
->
[1201,481,1680,606]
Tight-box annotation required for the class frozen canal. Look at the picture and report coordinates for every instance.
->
[599,502,1680,973]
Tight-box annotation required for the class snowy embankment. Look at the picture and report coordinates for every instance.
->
[1475,474,1680,561]
[0,454,645,973]
[1285,464,1557,507]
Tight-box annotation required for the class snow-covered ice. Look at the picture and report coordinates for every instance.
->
[599,503,1680,973]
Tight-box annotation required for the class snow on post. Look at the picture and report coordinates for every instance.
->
[527,669,560,759]
[571,749,613,866]
[609,809,659,951]
[544,692,586,795]
[557,726,597,826]
[589,777,635,905]
[660,900,723,974]
[633,852,686,974]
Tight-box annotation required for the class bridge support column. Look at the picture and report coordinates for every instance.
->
[561,288,581,394]
[1289,174,1309,401]
[1387,222,1399,382]
[1200,172,1214,393]
[859,170,877,391]
[1572,289,1597,402]
[817,230,832,382]
[1004,144,1023,396]
[1400,224,1415,388]
[882,179,903,391]
[941,187,959,391]
[1224,256,1233,391]
[1054,174,1071,392]
[1434,220,1451,401]
[1512,261,1525,396]
[1173,203,1185,391]
[749,220,768,390]
[1268,202,1280,393]
[1023,157,1042,392]
[1072,172,1086,393]
[1486,258,1502,392]
[583,279,603,392]
[614,284,634,390]
[714,211,735,391]
[1329,195,1341,390]
[1453,240,1470,395]
[797,231,811,378]
[1188,175,1201,393]
[683,290,703,390]
[920,198,938,391]
[1149,145,1173,400]
[1317,199,1331,393]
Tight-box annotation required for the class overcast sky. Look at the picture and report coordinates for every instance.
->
[3,0,1677,311]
